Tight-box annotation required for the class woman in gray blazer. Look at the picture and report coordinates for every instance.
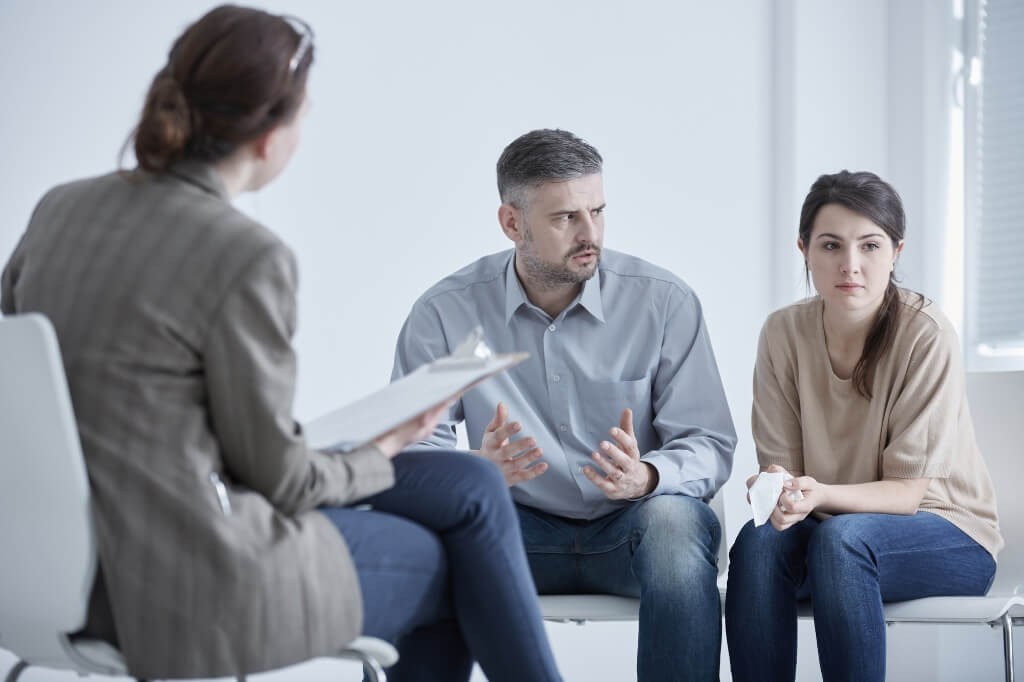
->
[1,6,561,681]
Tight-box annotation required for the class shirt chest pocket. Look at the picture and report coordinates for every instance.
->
[574,377,654,452]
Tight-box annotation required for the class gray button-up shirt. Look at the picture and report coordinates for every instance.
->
[392,248,736,519]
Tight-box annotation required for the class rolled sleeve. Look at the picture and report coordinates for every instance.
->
[391,297,463,449]
[642,287,737,500]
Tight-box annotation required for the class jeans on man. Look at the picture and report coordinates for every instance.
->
[517,494,722,682]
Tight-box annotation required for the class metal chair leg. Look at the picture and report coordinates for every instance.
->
[4,661,29,682]
[363,657,387,682]
[1004,611,1016,682]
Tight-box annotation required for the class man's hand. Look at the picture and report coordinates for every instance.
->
[582,409,658,500]
[476,402,547,486]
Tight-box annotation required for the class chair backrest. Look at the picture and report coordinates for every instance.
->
[0,313,97,666]
[965,370,1024,594]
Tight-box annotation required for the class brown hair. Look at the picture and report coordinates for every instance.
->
[129,5,314,172]
[798,170,924,400]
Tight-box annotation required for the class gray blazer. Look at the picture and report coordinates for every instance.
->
[1,162,394,678]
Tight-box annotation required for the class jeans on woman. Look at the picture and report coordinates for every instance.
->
[725,511,995,682]
[320,449,562,682]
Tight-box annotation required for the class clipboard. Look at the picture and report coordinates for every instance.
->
[304,327,527,451]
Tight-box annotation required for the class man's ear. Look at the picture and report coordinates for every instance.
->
[498,204,524,243]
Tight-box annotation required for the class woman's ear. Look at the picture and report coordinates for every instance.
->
[252,129,275,161]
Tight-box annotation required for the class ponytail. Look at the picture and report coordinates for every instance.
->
[134,71,192,172]
[121,6,314,173]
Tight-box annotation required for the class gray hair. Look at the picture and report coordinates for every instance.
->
[496,129,603,208]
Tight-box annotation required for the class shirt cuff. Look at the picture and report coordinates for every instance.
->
[632,453,713,501]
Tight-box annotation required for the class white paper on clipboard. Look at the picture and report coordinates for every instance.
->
[304,327,528,451]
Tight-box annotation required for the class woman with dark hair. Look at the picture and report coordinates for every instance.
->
[0,6,561,681]
[724,170,1002,682]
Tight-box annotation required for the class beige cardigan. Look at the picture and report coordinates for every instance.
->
[752,292,1003,558]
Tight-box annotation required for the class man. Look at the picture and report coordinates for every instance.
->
[392,129,736,681]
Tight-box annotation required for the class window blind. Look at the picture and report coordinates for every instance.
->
[970,0,1024,352]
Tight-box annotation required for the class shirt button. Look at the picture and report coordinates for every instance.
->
[559,424,567,432]
[552,374,561,383]
[548,324,557,332]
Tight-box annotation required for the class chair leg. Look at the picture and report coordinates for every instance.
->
[4,661,29,682]
[363,657,388,682]
[1003,611,1016,682]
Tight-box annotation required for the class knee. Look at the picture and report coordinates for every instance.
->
[728,519,790,573]
[449,451,507,495]
[806,515,876,582]
[633,495,720,581]
[441,451,514,519]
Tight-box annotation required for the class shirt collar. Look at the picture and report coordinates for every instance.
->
[166,159,229,200]
[503,251,606,325]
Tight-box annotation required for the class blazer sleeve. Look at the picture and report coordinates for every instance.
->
[1,234,26,315]
[204,243,394,515]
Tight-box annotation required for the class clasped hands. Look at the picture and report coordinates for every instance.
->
[477,402,657,500]
[745,464,826,531]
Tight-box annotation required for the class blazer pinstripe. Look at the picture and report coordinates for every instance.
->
[1,162,393,678]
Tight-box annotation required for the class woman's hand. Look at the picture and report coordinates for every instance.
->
[771,472,828,531]
[745,463,793,503]
[372,400,451,458]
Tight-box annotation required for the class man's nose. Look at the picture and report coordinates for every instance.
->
[577,213,599,243]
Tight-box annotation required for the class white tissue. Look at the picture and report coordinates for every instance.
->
[749,472,805,527]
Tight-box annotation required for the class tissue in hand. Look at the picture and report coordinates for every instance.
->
[749,472,805,527]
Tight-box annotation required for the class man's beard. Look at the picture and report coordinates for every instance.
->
[518,231,601,290]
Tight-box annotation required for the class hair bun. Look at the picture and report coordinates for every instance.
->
[134,71,192,172]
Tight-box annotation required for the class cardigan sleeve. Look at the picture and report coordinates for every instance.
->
[881,324,962,479]
[751,318,805,474]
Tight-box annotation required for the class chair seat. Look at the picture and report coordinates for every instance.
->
[333,636,399,668]
[540,594,641,622]
[66,638,129,676]
[60,635,400,678]
[542,591,1024,626]
[880,594,1024,623]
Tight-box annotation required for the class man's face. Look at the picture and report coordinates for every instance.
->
[514,173,606,288]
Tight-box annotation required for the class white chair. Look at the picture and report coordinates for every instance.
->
[540,371,1024,682]
[0,313,398,682]
[861,370,1024,682]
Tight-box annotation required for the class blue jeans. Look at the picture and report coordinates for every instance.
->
[517,494,722,682]
[321,450,562,682]
[725,512,995,682]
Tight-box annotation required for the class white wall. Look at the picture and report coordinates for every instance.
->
[0,1,1016,681]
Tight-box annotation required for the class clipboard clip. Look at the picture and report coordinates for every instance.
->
[429,326,494,370]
